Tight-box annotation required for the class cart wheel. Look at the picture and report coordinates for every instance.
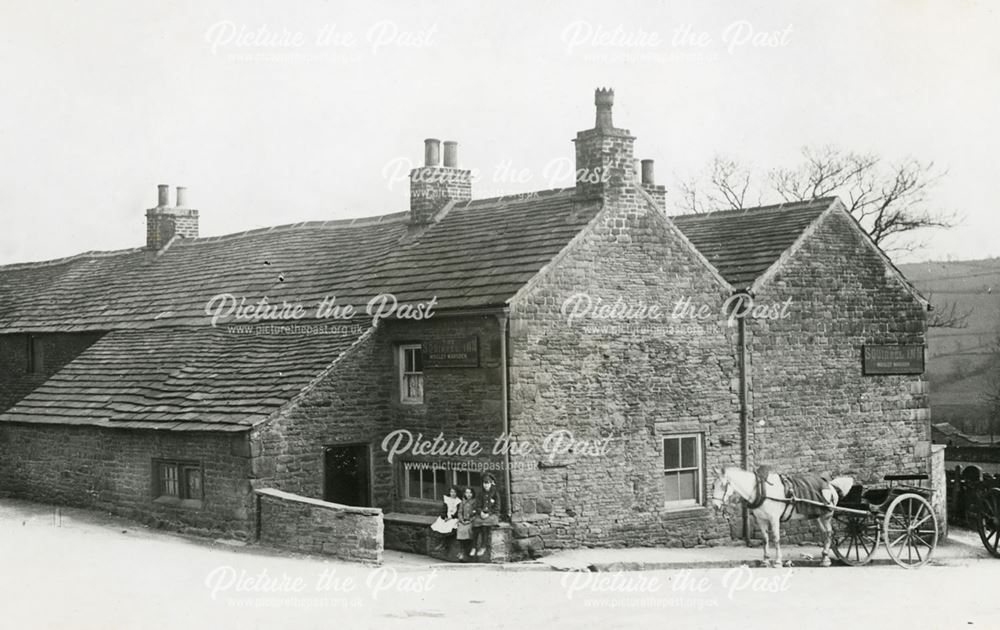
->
[977,487,1000,558]
[883,493,938,569]
[832,511,880,566]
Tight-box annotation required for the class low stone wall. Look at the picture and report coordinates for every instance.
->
[255,488,383,564]
[384,513,513,563]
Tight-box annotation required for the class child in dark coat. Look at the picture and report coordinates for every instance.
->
[471,473,504,558]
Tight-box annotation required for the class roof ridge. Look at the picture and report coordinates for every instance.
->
[0,191,576,269]
[463,187,573,207]
[673,197,837,220]
[180,211,412,245]
[0,246,145,271]
[0,212,415,270]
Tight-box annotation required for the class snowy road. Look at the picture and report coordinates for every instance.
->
[1,500,998,630]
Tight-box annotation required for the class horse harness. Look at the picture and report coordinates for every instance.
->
[741,470,843,522]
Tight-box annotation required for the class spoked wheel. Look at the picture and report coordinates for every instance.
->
[977,487,1000,558]
[883,493,938,569]
[832,511,880,566]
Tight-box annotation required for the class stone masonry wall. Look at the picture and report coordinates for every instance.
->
[929,444,947,538]
[749,210,929,477]
[507,186,743,554]
[747,209,930,540]
[0,332,103,412]
[250,329,391,502]
[0,423,254,537]
[256,488,383,564]
[251,315,506,516]
[382,316,508,516]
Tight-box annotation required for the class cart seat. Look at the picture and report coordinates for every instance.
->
[862,488,891,507]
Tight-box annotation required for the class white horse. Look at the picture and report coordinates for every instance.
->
[711,467,854,567]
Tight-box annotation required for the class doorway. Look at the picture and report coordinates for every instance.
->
[323,444,371,507]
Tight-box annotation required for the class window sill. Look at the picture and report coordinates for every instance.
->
[153,496,203,510]
[397,499,443,514]
[662,505,709,519]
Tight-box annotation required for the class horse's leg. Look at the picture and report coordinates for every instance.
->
[757,515,772,567]
[818,516,833,567]
[771,518,783,568]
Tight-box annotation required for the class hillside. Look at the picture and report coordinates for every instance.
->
[899,258,1000,436]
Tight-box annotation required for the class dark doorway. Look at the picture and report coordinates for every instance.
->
[323,444,370,507]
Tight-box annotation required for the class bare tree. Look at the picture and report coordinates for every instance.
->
[677,156,756,214]
[982,326,1000,443]
[770,147,955,253]
[676,146,965,329]
[675,145,956,254]
[925,293,973,330]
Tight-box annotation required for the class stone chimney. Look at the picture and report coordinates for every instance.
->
[146,184,199,250]
[574,88,636,200]
[409,138,472,224]
[639,158,666,211]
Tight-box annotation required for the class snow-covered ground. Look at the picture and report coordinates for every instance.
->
[1,499,998,630]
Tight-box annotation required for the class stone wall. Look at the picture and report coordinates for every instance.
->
[250,329,391,501]
[746,209,929,541]
[251,315,507,515]
[0,423,254,537]
[382,316,508,515]
[929,444,947,538]
[255,488,383,564]
[507,186,743,553]
[0,332,103,412]
[146,207,199,249]
[749,210,929,477]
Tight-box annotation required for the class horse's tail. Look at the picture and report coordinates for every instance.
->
[829,476,854,503]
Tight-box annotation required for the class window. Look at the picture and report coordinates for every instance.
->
[154,460,203,506]
[402,462,483,502]
[26,335,44,374]
[399,344,424,404]
[663,435,702,508]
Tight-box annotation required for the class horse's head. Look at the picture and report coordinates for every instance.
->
[710,468,734,511]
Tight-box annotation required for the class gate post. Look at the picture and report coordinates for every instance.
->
[928,444,948,539]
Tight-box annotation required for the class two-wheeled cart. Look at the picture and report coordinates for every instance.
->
[828,474,939,569]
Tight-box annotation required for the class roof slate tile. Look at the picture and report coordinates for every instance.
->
[671,198,834,289]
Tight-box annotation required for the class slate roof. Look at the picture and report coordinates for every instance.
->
[0,189,842,432]
[671,198,835,289]
[0,324,370,431]
[0,188,600,333]
[0,188,601,431]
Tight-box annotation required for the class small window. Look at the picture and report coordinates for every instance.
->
[402,463,483,502]
[663,435,703,508]
[154,460,203,506]
[453,469,483,491]
[399,344,424,404]
[26,335,44,374]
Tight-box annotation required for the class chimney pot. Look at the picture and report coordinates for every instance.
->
[575,87,634,199]
[147,182,198,250]
[157,184,170,207]
[424,138,441,167]
[641,159,655,185]
[595,87,615,130]
[442,141,458,168]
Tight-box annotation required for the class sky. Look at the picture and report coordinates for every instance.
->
[1,0,997,265]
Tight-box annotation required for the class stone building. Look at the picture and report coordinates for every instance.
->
[0,89,934,561]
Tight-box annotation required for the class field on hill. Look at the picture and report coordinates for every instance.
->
[899,258,1000,436]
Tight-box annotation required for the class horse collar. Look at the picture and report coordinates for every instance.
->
[745,472,767,510]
